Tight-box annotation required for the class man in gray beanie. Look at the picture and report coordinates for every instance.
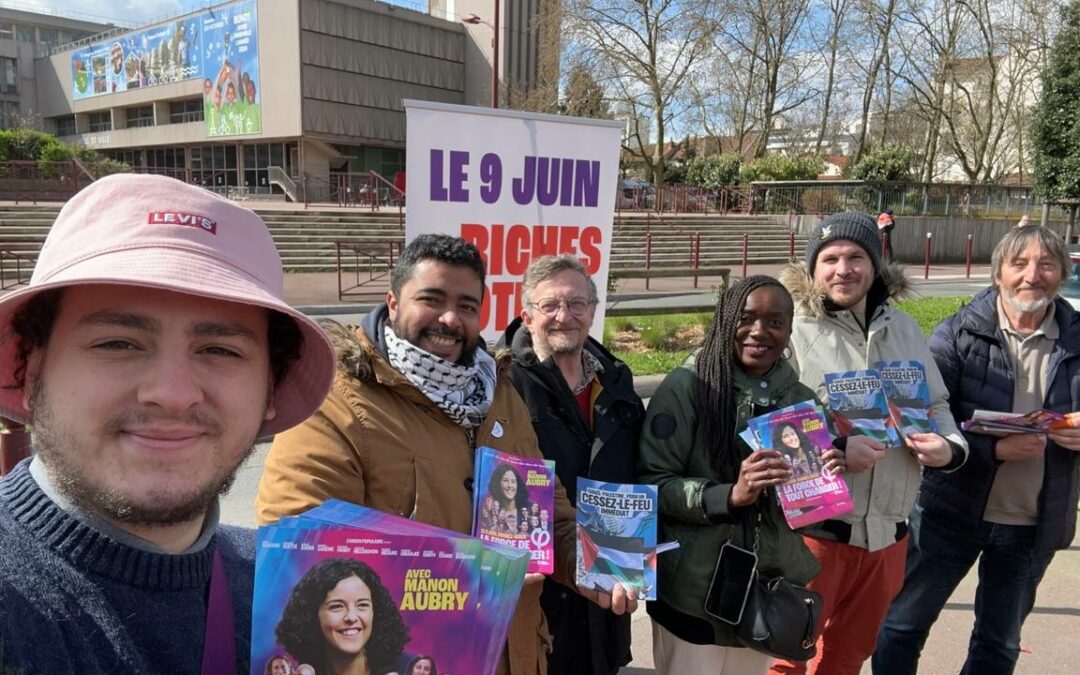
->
[769,212,967,675]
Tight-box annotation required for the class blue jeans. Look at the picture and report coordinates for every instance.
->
[873,504,1054,675]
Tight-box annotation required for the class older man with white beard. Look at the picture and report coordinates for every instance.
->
[875,225,1080,675]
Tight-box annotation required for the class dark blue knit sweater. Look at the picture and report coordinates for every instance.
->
[0,460,255,674]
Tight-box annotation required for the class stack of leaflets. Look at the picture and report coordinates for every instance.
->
[875,360,938,436]
[575,478,662,601]
[251,500,530,675]
[471,446,556,574]
[741,401,854,530]
[963,409,1080,435]
[824,369,900,446]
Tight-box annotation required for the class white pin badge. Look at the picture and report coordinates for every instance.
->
[491,421,505,438]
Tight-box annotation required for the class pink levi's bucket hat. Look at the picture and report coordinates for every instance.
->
[0,173,335,437]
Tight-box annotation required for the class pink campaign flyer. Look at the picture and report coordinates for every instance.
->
[750,402,854,529]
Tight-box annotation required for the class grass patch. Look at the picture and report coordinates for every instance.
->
[603,312,710,375]
[602,312,712,345]
[612,349,693,376]
[895,295,971,336]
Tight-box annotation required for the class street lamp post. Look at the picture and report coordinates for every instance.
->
[462,2,499,108]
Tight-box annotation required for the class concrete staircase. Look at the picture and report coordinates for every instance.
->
[0,205,806,278]
[612,213,806,270]
[256,209,404,272]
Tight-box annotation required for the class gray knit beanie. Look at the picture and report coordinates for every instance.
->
[805,212,883,276]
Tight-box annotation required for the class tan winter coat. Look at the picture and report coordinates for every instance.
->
[256,322,578,675]
[780,262,968,552]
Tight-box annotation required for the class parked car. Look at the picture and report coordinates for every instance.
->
[616,179,654,209]
[1063,245,1080,311]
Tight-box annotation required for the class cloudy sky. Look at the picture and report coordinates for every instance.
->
[5,0,225,27]
[5,0,428,26]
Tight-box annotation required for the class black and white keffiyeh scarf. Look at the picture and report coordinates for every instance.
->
[384,325,497,429]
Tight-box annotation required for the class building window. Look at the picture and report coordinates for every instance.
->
[38,28,57,46]
[105,149,141,167]
[16,26,33,43]
[145,147,185,177]
[0,57,15,95]
[169,98,203,124]
[147,147,184,168]
[242,143,292,194]
[191,144,238,187]
[0,101,19,129]
[0,23,13,40]
[125,105,154,128]
[88,111,112,133]
[54,115,76,137]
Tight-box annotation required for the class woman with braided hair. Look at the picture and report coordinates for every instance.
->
[637,275,838,673]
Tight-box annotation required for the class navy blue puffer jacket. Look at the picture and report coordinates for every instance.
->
[921,288,1080,552]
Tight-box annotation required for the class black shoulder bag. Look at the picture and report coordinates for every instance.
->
[707,509,823,661]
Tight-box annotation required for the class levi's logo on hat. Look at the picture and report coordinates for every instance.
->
[148,211,217,235]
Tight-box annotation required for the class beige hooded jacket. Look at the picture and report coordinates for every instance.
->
[780,261,968,552]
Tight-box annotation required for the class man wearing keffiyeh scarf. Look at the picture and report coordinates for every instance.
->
[257,234,638,675]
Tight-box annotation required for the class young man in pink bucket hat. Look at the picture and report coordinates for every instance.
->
[0,173,334,674]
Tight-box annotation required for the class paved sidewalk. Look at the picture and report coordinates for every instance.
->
[621,528,1080,675]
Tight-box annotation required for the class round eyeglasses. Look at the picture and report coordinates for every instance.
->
[530,297,595,316]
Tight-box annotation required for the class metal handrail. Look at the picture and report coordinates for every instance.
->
[71,156,97,182]
[0,249,36,290]
[368,171,405,228]
[369,170,405,201]
[336,240,401,300]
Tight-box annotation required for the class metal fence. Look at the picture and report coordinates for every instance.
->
[614,180,1051,220]
[745,180,1051,221]
[0,162,1060,224]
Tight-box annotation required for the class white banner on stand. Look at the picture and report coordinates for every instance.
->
[405,100,623,343]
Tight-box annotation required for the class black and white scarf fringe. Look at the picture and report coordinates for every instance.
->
[384,326,496,429]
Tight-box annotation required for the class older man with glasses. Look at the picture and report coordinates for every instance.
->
[499,254,646,675]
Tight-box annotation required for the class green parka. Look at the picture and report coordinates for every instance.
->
[636,352,821,645]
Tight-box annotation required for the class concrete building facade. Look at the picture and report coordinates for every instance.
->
[22,0,552,200]
[0,7,108,129]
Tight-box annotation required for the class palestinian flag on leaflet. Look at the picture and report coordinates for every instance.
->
[575,479,658,600]
[578,526,645,574]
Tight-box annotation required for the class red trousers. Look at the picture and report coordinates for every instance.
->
[768,534,907,675]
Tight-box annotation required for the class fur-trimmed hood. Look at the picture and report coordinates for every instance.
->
[316,306,512,383]
[779,260,912,318]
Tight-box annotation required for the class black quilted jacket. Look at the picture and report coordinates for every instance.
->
[922,287,1080,551]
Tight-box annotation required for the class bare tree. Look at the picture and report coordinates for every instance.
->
[815,0,853,152]
[687,27,763,157]
[888,0,964,180]
[893,0,1053,181]
[565,0,715,183]
[688,0,815,159]
[846,0,900,163]
[724,0,816,157]
[562,63,613,118]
